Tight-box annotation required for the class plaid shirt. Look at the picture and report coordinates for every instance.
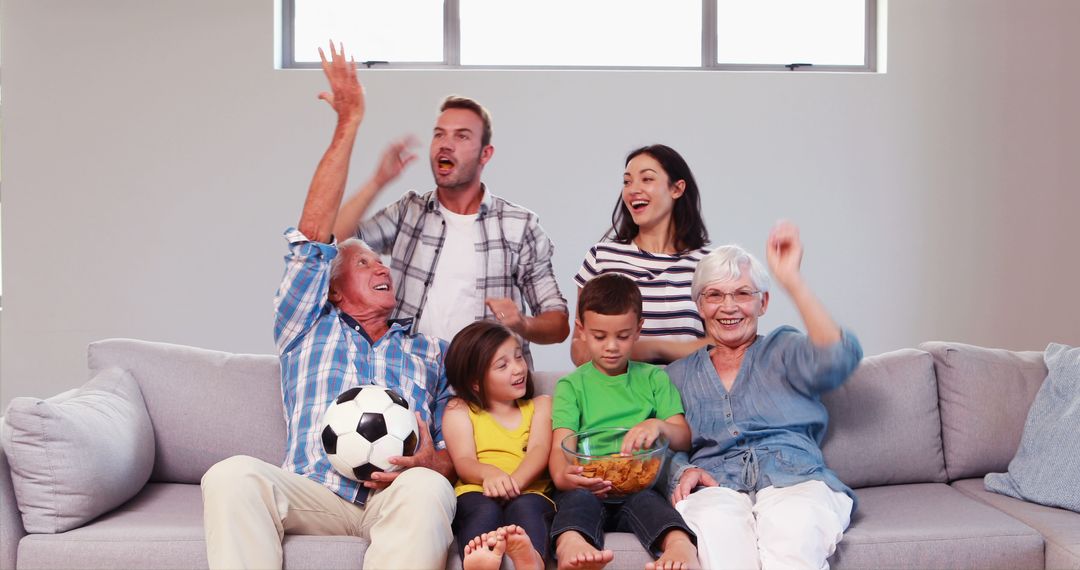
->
[356,187,568,365]
[273,228,454,505]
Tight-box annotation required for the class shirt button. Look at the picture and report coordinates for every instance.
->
[725,413,731,418]
[733,430,740,436]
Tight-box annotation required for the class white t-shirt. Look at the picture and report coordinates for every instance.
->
[417,208,481,343]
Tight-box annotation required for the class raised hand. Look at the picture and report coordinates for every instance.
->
[766,220,804,292]
[372,136,420,187]
[316,40,364,126]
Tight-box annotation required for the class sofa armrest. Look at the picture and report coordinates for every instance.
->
[1,424,27,570]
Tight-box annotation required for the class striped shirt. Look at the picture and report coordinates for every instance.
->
[355,187,568,366]
[574,241,710,340]
[274,228,454,505]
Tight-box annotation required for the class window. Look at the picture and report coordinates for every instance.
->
[283,0,878,72]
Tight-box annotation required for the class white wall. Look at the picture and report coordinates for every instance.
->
[3,0,1079,408]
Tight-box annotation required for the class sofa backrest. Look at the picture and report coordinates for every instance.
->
[88,339,285,484]
[920,341,1046,481]
[820,349,947,487]
[535,350,949,489]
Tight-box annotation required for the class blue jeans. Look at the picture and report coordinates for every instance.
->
[453,492,555,561]
[550,488,695,557]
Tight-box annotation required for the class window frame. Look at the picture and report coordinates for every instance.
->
[281,0,878,72]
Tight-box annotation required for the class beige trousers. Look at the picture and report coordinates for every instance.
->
[201,455,456,570]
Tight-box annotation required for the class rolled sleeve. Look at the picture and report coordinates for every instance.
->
[518,217,568,316]
[274,228,339,353]
[781,327,864,396]
[355,196,407,255]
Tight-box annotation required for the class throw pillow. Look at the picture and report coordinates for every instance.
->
[1,367,156,533]
[984,343,1080,512]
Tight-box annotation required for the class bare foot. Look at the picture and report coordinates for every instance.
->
[497,524,544,570]
[464,530,506,570]
[645,531,698,570]
[555,531,614,570]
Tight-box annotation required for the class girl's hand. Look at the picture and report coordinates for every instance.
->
[482,467,521,499]
[563,465,612,498]
[621,419,663,455]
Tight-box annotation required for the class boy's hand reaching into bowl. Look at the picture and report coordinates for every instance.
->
[621,419,664,455]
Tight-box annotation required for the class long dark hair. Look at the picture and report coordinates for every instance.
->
[445,321,534,410]
[609,144,709,252]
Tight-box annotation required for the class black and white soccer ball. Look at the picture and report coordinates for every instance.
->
[320,385,420,482]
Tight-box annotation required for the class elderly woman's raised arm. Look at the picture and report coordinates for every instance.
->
[766,221,842,347]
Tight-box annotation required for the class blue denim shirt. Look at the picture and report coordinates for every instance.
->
[666,326,863,509]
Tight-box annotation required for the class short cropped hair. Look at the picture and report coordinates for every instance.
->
[577,273,642,323]
[690,245,771,302]
[440,95,493,147]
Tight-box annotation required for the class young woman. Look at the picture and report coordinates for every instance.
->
[572,144,711,366]
[443,321,553,570]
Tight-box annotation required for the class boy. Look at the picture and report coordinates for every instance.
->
[549,273,698,570]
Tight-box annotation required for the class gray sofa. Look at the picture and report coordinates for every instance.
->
[2,338,1078,569]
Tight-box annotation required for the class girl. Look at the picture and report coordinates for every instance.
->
[571,144,712,366]
[444,321,554,570]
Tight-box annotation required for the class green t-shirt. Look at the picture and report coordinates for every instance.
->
[552,361,685,455]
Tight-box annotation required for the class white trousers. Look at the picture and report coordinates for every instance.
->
[201,455,456,570]
[675,480,852,570]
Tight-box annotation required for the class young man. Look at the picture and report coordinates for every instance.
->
[548,273,699,570]
[332,97,569,364]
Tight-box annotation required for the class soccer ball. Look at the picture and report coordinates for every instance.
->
[320,385,420,482]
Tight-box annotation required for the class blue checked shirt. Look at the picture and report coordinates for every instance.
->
[274,228,454,505]
[355,187,568,366]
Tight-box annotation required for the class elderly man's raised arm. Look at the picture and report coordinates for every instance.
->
[297,42,365,244]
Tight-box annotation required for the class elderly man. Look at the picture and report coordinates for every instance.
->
[200,43,456,570]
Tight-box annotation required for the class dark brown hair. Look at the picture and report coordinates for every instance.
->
[577,273,643,324]
[440,95,493,147]
[445,320,533,409]
[609,144,709,252]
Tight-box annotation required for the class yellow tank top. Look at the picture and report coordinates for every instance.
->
[453,399,553,498]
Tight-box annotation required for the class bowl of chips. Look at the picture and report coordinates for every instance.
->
[561,427,669,498]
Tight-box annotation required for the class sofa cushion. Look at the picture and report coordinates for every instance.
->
[953,478,1080,570]
[821,349,946,488]
[87,338,284,484]
[15,483,369,570]
[1,368,155,533]
[831,483,1043,570]
[920,341,1046,480]
[984,343,1080,513]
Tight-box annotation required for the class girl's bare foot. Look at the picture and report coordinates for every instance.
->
[463,530,506,570]
[645,531,699,570]
[497,524,544,570]
[555,531,614,570]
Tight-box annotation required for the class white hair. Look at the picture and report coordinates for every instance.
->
[691,244,771,301]
[329,237,375,282]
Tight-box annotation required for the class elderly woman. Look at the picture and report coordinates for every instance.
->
[665,221,862,570]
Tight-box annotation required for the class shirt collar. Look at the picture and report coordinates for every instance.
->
[426,184,492,217]
[337,312,415,344]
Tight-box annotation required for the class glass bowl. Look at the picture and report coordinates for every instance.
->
[561,427,669,498]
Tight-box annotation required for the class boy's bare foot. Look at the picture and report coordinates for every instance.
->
[645,531,699,570]
[555,531,614,570]
[463,530,505,570]
[498,524,545,570]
